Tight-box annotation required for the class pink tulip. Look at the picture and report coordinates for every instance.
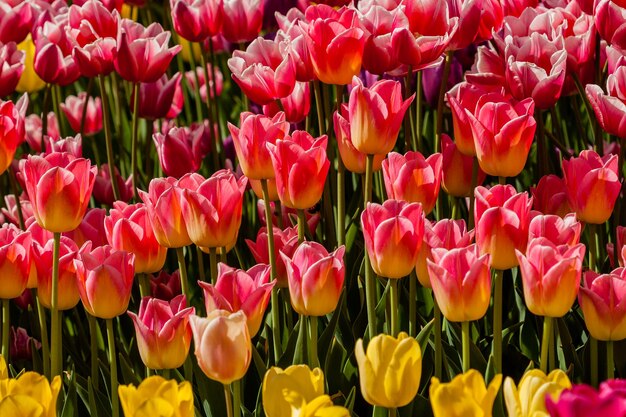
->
[358,3,408,75]
[302,4,366,85]
[228,37,296,105]
[608,226,626,268]
[189,310,251,384]
[170,0,224,42]
[262,81,311,124]
[105,202,168,274]
[382,151,442,215]
[256,201,321,235]
[134,72,183,120]
[348,76,414,155]
[1,194,33,227]
[416,218,474,288]
[228,111,291,180]
[24,112,60,153]
[0,224,31,299]
[546,381,626,417]
[10,327,41,361]
[441,0,482,50]
[441,134,486,197]
[115,19,181,83]
[596,0,626,50]
[475,184,532,270]
[185,63,224,103]
[33,15,81,85]
[516,237,585,317]
[245,226,298,288]
[528,213,581,247]
[222,0,263,43]
[92,163,133,206]
[74,243,135,319]
[275,9,314,82]
[60,93,103,136]
[65,207,109,248]
[361,200,424,279]
[501,0,538,17]
[0,41,25,97]
[579,268,626,341]
[466,91,536,178]
[0,1,33,44]
[68,0,119,46]
[464,46,507,89]
[128,295,194,369]
[199,263,275,336]
[0,95,27,175]
[178,170,247,249]
[139,177,192,248]
[562,150,620,224]
[428,244,491,322]
[281,242,345,316]
[44,134,83,158]
[33,236,80,310]
[22,152,97,233]
[153,124,211,178]
[586,64,626,139]
[530,174,573,217]
[151,270,182,301]
[266,131,329,210]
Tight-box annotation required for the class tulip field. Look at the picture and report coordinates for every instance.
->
[3,0,626,416]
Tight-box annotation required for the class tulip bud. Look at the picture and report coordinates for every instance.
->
[430,370,502,417]
[504,369,571,417]
[262,365,325,417]
[579,269,626,341]
[118,376,194,417]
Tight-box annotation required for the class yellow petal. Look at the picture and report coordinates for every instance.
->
[0,394,45,417]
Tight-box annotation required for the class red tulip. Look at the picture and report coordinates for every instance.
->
[222,0,263,44]
[546,381,626,417]
[60,93,103,136]
[358,3,408,75]
[2,194,33,228]
[10,327,41,361]
[92,163,133,205]
[170,0,224,42]
[0,224,31,299]
[65,207,109,248]
[0,1,33,44]
[361,200,424,279]
[245,226,298,288]
[262,81,311,124]
[153,124,211,178]
[33,236,79,310]
[199,263,275,336]
[596,0,626,50]
[474,184,532,270]
[528,213,581,247]
[531,174,573,217]
[275,9,314,82]
[33,15,81,85]
[441,134,486,197]
[0,41,25,97]
[266,131,329,210]
[579,268,626,341]
[151,270,182,301]
[0,95,28,175]
[133,72,183,120]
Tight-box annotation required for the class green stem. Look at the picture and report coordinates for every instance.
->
[365,155,377,339]
[468,157,478,229]
[209,247,218,284]
[196,246,206,282]
[224,384,234,417]
[540,316,553,373]
[434,297,443,379]
[107,319,119,417]
[98,74,120,201]
[309,316,319,368]
[232,380,241,417]
[41,84,51,148]
[313,80,325,136]
[35,293,50,379]
[607,340,614,379]
[88,314,100,390]
[389,279,399,336]
[536,109,547,179]
[201,43,219,171]
[591,337,598,387]
[435,52,453,153]
[138,273,150,299]
[493,269,504,375]
[388,407,397,417]
[337,157,345,247]
[403,67,415,151]
[588,224,599,271]
[51,232,62,377]
[2,299,9,361]
[462,321,470,372]
[297,209,306,244]
[409,272,417,337]
[8,170,24,229]
[79,78,93,135]
[295,314,307,365]
[208,38,225,145]
[175,247,190,301]
[186,40,204,122]
[415,71,423,151]
[130,82,140,198]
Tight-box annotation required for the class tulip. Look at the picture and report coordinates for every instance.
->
[228,111,291,180]
[33,16,81,86]
[355,332,422,408]
[151,270,182,301]
[562,150,620,224]
[285,395,350,417]
[464,46,507,89]
[170,0,224,42]
[504,369,571,417]
[104,202,168,274]
[222,0,263,43]
[528,214,581,247]
[0,42,25,97]
[60,93,103,136]
[466,92,536,178]
[275,10,315,82]
[131,72,183,120]
[430,370,502,417]
[199,263,275,336]
[441,134,487,197]
[115,20,181,83]
[0,95,27,175]
[530,174,573,217]
[118,376,194,417]
[382,151,442,215]
[22,152,97,233]
[267,132,329,210]
[24,113,59,152]
[189,310,251,384]
[333,104,384,174]
[0,225,31,299]
[262,81,311,124]
[92,163,134,206]
[178,170,247,249]
[303,5,366,85]
[596,0,626,49]
[185,63,224,103]
[415,219,474,288]
[0,1,33,45]
[358,4,407,75]
[281,242,345,316]
[361,200,424,279]
[228,37,296,105]
[546,380,626,417]
[348,77,414,155]
[74,243,135,319]
[10,327,41,361]
[516,238,585,318]
[246,226,298,287]
[262,365,326,417]
[474,184,532,270]
[15,35,45,94]
[427,245,491,322]
[2,194,33,228]
[586,83,626,139]
[66,207,108,248]
[579,269,626,341]
[139,178,191,248]
[0,355,62,417]
[153,124,211,178]
[44,134,83,157]
[33,237,80,310]
[128,295,194,370]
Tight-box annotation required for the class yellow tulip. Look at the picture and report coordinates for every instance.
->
[118,376,194,417]
[0,355,61,417]
[430,369,502,417]
[262,365,325,417]
[16,35,45,94]
[284,395,350,417]
[503,369,571,417]
[355,332,422,408]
